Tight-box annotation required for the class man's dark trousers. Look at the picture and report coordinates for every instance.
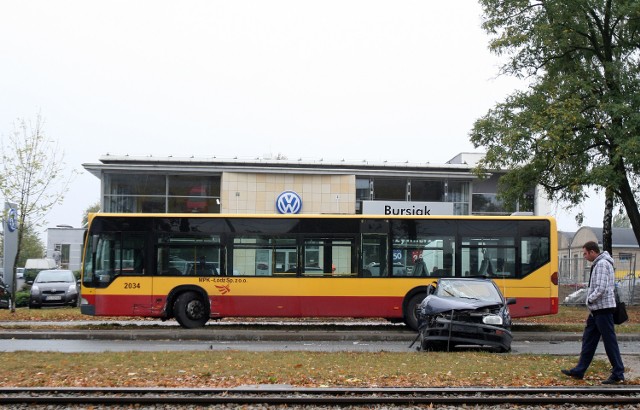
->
[572,312,624,379]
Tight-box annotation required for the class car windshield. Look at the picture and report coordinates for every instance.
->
[35,271,74,283]
[435,279,502,304]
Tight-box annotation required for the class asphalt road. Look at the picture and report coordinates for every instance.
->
[0,324,638,356]
[0,338,639,355]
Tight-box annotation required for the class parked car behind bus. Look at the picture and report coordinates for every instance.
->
[29,269,79,309]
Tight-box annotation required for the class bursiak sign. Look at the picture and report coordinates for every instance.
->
[362,201,454,216]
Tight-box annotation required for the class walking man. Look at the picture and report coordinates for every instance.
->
[561,241,624,384]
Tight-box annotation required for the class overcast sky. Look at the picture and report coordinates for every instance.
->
[0,1,604,233]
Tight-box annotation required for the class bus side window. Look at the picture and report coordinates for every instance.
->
[233,236,296,277]
[156,235,222,276]
[156,246,180,275]
[332,241,355,277]
[303,238,355,277]
[440,253,453,276]
[521,237,549,276]
[196,256,218,276]
[120,234,146,276]
[362,234,388,277]
[133,249,144,274]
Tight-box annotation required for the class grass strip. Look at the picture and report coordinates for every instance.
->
[0,351,616,387]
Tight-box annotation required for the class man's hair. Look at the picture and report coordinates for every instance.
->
[583,241,600,253]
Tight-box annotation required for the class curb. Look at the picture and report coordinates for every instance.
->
[1,329,639,342]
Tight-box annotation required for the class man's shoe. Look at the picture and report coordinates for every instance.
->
[561,369,583,379]
[602,375,624,385]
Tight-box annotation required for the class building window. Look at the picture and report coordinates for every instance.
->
[168,175,221,213]
[53,244,70,269]
[373,178,407,200]
[356,178,371,213]
[103,173,221,214]
[472,193,511,215]
[619,253,632,261]
[104,173,167,213]
[520,192,534,213]
[411,180,445,202]
[411,179,469,215]
[471,192,533,215]
[356,178,371,201]
[448,180,469,215]
[357,177,470,215]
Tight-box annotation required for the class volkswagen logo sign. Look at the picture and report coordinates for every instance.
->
[276,191,302,214]
[7,207,18,232]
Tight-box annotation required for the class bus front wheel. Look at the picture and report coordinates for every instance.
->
[173,291,209,328]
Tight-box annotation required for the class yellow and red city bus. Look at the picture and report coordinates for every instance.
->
[80,213,558,329]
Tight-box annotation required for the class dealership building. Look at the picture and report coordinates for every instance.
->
[82,152,550,217]
[39,151,549,272]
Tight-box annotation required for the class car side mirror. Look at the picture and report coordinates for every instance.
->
[27,281,33,285]
[506,297,517,305]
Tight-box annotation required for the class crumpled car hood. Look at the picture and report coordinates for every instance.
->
[419,295,502,315]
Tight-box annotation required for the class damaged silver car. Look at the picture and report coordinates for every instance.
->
[416,277,515,353]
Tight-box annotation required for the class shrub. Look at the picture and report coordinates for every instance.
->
[23,269,40,283]
[15,291,30,308]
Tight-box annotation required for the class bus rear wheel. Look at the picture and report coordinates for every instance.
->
[173,291,209,328]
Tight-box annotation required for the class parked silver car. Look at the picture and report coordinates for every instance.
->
[29,269,79,309]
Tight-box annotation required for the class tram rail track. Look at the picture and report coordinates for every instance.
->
[1,386,640,406]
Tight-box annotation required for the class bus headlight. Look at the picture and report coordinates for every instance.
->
[482,315,503,325]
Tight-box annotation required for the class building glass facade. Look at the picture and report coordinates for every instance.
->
[104,173,221,214]
[355,177,470,215]
[85,153,545,219]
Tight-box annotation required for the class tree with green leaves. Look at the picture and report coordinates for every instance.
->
[1,222,45,271]
[0,114,73,311]
[82,201,101,228]
[613,211,631,229]
[470,0,640,254]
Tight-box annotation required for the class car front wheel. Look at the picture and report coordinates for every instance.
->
[404,293,426,331]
